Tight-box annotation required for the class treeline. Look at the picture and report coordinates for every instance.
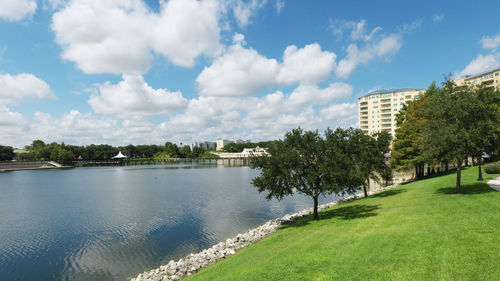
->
[2,140,220,164]
[161,142,218,159]
[391,80,500,192]
[222,141,274,152]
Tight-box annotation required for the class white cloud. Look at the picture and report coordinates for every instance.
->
[52,0,222,74]
[481,34,500,50]
[88,74,188,118]
[196,42,279,96]
[288,83,352,107]
[329,19,382,42]
[152,0,222,67]
[400,19,423,34]
[455,54,500,78]
[432,13,444,23]
[0,106,28,146]
[0,73,56,105]
[275,0,284,13]
[0,106,26,126]
[320,103,357,124]
[336,33,402,78]
[228,0,267,27]
[277,43,336,85]
[0,0,36,21]
[197,39,337,96]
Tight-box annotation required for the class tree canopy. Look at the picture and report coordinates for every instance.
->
[251,127,380,220]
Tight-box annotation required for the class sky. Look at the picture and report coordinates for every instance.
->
[1,0,500,147]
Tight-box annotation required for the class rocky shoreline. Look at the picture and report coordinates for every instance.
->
[131,184,397,281]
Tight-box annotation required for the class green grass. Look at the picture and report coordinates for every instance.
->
[186,166,500,281]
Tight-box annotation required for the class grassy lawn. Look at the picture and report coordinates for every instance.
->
[186,166,500,281]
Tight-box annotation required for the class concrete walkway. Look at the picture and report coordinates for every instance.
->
[487,177,500,191]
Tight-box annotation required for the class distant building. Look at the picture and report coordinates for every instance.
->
[192,141,217,150]
[358,88,424,137]
[216,138,231,151]
[455,66,500,89]
[234,139,251,144]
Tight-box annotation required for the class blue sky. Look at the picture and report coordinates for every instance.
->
[1,0,499,147]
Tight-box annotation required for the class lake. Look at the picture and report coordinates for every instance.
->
[0,164,338,281]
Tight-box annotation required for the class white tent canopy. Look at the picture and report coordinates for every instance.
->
[112,151,127,159]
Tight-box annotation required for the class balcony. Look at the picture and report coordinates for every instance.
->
[380,104,391,108]
[359,101,368,106]
[381,109,391,113]
[380,113,391,118]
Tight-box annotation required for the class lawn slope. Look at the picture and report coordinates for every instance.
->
[187,166,500,281]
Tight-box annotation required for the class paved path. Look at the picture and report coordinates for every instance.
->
[487,177,500,191]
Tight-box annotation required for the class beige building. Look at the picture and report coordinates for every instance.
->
[455,67,500,89]
[358,88,424,137]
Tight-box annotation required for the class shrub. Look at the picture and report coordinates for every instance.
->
[484,164,500,174]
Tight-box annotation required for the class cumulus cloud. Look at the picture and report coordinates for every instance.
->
[320,103,357,124]
[329,19,382,42]
[277,43,336,85]
[196,42,279,96]
[157,82,354,143]
[0,73,56,105]
[288,83,352,107]
[197,39,336,96]
[88,75,188,118]
[225,0,267,27]
[0,106,28,146]
[0,0,36,21]
[336,33,402,78]
[52,0,222,74]
[481,34,500,50]
[455,54,500,78]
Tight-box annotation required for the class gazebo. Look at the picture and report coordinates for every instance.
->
[112,151,127,159]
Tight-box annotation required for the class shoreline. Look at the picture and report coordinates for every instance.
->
[130,183,399,281]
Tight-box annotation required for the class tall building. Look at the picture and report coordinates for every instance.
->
[358,88,424,137]
[216,138,231,151]
[455,66,500,89]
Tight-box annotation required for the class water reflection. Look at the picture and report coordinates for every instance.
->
[0,165,337,281]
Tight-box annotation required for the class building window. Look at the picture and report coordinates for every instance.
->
[394,104,397,106]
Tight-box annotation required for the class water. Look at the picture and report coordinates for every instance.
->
[0,164,338,281]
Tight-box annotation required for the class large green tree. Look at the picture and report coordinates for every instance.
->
[349,129,393,197]
[251,127,363,220]
[391,84,437,178]
[424,81,500,192]
[0,145,14,161]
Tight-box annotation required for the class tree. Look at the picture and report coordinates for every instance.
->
[391,84,437,178]
[348,129,393,197]
[462,85,500,181]
[0,145,14,161]
[251,127,362,220]
[179,145,192,158]
[423,80,500,192]
[164,142,180,158]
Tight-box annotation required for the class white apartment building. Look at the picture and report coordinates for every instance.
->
[358,88,424,137]
[455,66,500,89]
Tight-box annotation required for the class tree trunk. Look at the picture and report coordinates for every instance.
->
[445,162,449,171]
[478,156,483,181]
[456,162,461,193]
[313,195,319,220]
[363,181,369,197]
